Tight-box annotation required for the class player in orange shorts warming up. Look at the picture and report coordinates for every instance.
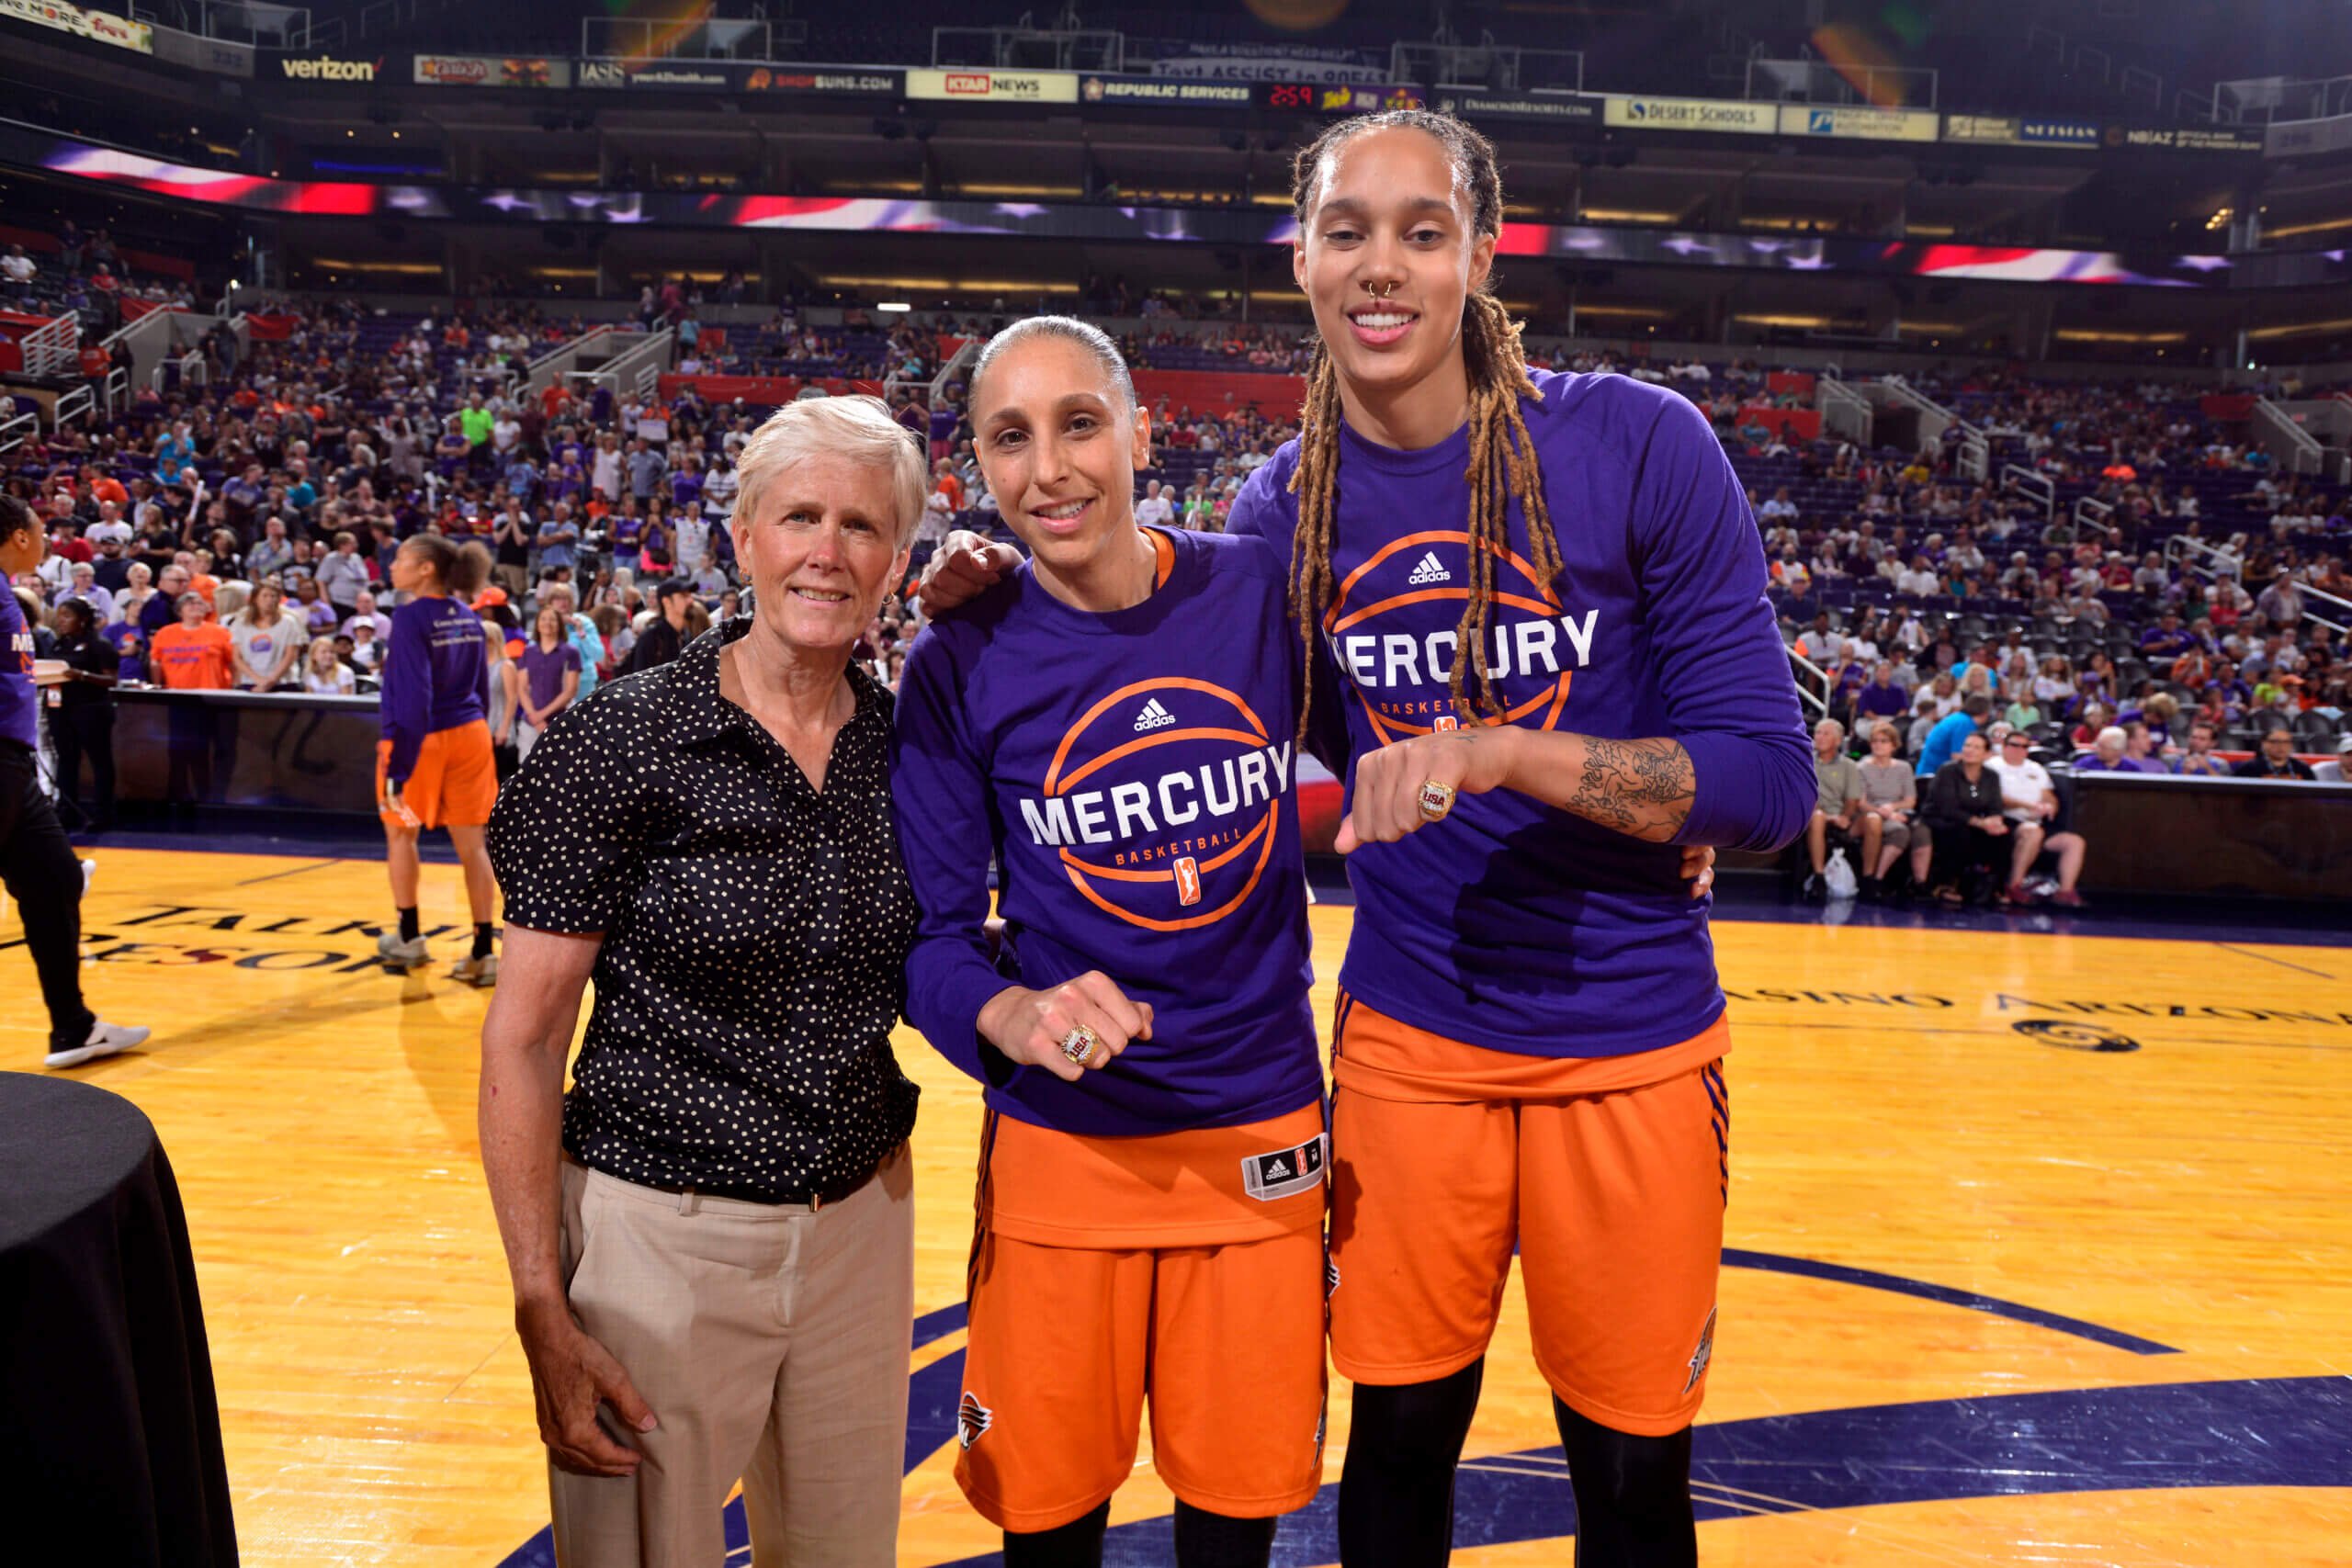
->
[1223,112,1814,1567]
[375,534,501,984]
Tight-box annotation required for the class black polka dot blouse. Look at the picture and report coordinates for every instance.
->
[489,614,920,1203]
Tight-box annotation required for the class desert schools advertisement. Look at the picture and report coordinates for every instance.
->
[0,0,149,51]
[905,68,1079,104]
[1602,96,1774,134]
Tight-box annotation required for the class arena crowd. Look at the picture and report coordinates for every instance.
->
[6,288,2347,877]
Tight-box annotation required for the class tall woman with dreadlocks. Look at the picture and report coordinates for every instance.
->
[1227,112,1813,1567]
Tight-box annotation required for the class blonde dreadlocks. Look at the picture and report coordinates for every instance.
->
[1285,110,1565,745]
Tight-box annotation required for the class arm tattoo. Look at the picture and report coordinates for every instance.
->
[1566,736,1696,842]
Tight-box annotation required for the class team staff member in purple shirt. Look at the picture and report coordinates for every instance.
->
[1235,112,1809,1568]
[893,319,1329,1568]
[503,603,582,761]
[375,534,500,985]
[0,496,148,1068]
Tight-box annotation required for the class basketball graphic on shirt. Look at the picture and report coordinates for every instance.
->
[1322,530,1594,744]
[1021,677,1292,933]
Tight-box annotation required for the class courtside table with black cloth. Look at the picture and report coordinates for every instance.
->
[0,1072,238,1564]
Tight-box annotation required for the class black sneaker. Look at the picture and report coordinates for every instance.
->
[1802,873,1826,902]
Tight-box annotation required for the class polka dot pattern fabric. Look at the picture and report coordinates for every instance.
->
[490,615,920,1202]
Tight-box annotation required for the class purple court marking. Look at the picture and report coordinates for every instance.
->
[1719,1248,2177,1355]
[496,1258,2225,1567]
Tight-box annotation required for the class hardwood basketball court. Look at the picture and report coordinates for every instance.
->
[6,842,2348,1566]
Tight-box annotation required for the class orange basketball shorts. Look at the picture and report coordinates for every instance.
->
[1327,991,1730,1438]
[376,720,497,829]
[955,1104,1329,1531]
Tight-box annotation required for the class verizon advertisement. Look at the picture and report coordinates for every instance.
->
[266,52,388,85]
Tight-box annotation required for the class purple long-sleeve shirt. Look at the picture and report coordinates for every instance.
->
[379,595,491,784]
[892,528,1322,1136]
[1,587,36,750]
[1228,368,1812,1057]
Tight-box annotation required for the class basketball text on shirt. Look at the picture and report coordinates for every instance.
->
[1016,676,1293,931]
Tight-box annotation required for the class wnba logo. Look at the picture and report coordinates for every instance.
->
[1322,530,1598,743]
[1017,678,1293,932]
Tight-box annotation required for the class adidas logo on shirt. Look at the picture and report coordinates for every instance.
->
[1407,550,1452,585]
[1133,698,1177,732]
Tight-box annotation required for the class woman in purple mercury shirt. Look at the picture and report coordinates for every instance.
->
[1230,110,1809,1568]
[919,108,1803,1568]
[893,318,1329,1568]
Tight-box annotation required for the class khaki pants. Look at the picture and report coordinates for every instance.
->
[550,1145,915,1568]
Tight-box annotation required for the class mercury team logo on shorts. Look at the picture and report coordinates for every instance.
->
[1015,678,1294,932]
[1682,1305,1717,1395]
[956,1391,992,1449]
[1321,530,1600,744]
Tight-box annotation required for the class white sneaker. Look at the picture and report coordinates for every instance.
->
[81,857,96,895]
[449,953,498,988]
[378,931,430,970]
[45,1019,151,1070]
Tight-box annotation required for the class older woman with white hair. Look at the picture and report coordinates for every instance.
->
[480,395,927,1567]
[2075,724,2148,773]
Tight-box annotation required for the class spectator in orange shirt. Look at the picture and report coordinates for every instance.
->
[931,457,965,513]
[82,465,130,511]
[149,593,236,689]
